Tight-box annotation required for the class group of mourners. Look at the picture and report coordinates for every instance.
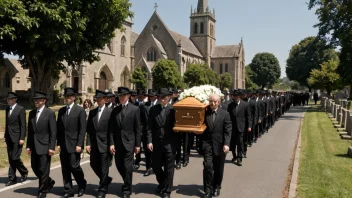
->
[4,87,293,198]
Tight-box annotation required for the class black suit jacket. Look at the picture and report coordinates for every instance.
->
[248,98,258,128]
[147,103,180,146]
[220,100,231,110]
[109,103,141,152]
[86,106,113,153]
[26,107,57,155]
[201,107,232,156]
[57,104,86,153]
[140,101,159,136]
[5,104,26,143]
[227,100,252,133]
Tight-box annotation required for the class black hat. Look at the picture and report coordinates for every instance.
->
[106,91,115,98]
[157,88,172,97]
[137,89,145,96]
[7,92,18,99]
[147,89,157,97]
[64,87,77,97]
[94,90,107,98]
[232,89,241,96]
[130,90,137,96]
[222,90,229,95]
[170,88,178,94]
[116,87,131,96]
[32,91,48,99]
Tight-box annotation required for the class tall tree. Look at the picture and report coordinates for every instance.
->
[249,52,281,89]
[184,64,208,87]
[130,66,147,89]
[286,36,338,89]
[0,0,133,94]
[152,59,182,89]
[307,59,342,95]
[219,72,232,90]
[245,65,258,89]
[308,1,352,95]
[203,65,219,87]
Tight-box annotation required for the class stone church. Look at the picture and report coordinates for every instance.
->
[0,0,245,99]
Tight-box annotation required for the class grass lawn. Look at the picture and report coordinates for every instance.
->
[298,105,352,198]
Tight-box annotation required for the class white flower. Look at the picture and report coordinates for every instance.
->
[179,85,223,104]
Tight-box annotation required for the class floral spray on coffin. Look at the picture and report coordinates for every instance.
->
[173,85,224,134]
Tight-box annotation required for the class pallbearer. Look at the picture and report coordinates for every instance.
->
[201,94,232,198]
[4,92,29,186]
[57,88,87,198]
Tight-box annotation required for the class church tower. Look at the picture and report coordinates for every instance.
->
[190,0,216,66]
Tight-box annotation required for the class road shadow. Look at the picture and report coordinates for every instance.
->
[0,176,36,184]
[14,185,62,196]
[133,182,158,195]
[174,184,203,197]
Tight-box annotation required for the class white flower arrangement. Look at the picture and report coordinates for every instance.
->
[178,85,224,105]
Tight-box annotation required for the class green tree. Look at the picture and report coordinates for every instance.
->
[152,59,182,88]
[184,64,208,87]
[249,52,281,89]
[245,65,258,89]
[308,1,352,95]
[286,36,338,89]
[307,59,341,95]
[203,65,219,86]
[219,72,232,90]
[0,0,133,94]
[131,66,147,89]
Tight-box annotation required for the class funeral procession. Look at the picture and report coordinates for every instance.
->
[1,0,350,198]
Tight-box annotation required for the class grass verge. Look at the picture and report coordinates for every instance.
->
[298,105,352,198]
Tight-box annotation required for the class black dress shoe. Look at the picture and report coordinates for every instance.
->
[175,163,181,170]
[183,161,189,167]
[213,189,220,197]
[78,188,85,197]
[237,158,242,166]
[203,193,212,198]
[60,193,74,198]
[107,176,113,184]
[133,164,140,171]
[37,192,46,198]
[156,185,165,194]
[231,158,236,163]
[47,180,55,192]
[21,174,28,182]
[123,193,130,198]
[243,154,247,158]
[5,181,17,186]
[162,192,170,198]
[143,168,153,176]
[96,191,106,198]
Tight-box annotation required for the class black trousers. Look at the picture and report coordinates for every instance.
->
[31,149,54,194]
[6,141,28,182]
[90,147,110,193]
[115,148,134,194]
[231,132,244,159]
[152,143,176,194]
[202,142,226,194]
[60,148,86,193]
[182,133,192,163]
[135,134,152,170]
[175,140,182,164]
[254,123,259,142]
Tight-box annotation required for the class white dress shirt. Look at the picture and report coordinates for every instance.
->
[98,105,105,122]
[9,103,17,116]
[36,105,45,123]
[66,102,74,115]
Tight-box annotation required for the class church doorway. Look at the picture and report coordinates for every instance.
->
[120,67,130,88]
[99,71,107,90]
[71,70,79,92]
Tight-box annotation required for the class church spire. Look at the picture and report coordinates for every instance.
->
[197,0,208,13]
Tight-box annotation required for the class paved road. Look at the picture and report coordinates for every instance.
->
[0,106,305,198]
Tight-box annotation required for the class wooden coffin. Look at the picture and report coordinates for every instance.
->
[173,97,207,134]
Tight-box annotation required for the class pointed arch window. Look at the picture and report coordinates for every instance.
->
[225,63,229,72]
[121,36,126,56]
[147,47,157,62]
[200,22,204,34]
[211,62,214,70]
[4,72,10,88]
[194,22,198,34]
[220,63,223,74]
[99,71,107,90]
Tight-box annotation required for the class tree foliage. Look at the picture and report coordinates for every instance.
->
[152,59,183,89]
[0,0,133,94]
[219,72,232,90]
[131,66,147,89]
[286,36,338,88]
[183,64,208,87]
[249,52,281,89]
[307,59,341,95]
[308,1,352,90]
[245,65,258,89]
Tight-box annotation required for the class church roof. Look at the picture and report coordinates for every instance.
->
[152,35,168,59]
[131,31,139,45]
[6,59,20,72]
[169,31,203,57]
[211,45,240,58]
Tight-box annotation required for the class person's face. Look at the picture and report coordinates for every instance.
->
[119,94,130,104]
[109,96,116,104]
[96,97,107,107]
[233,95,240,102]
[159,95,170,106]
[172,93,178,98]
[209,96,220,110]
[84,101,89,108]
[34,98,46,108]
[64,95,75,105]
[149,96,157,102]
[7,98,17,106]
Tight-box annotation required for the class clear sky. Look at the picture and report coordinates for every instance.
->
[4,0,319,78]
[128,0,319,77]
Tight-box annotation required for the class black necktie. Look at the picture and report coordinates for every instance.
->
[8,107,12,117]
[121,105,127,120]
[66,106,70,115]
[212,111,216,123]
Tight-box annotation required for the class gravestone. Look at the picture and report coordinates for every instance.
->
[342,108,348,128]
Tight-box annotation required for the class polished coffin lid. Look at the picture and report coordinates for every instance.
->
[173,97,208,108]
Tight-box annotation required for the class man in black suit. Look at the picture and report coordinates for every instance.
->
[106,92,117,109]
[228,90,252,166]
[4,92,29,186]
[109,87,141,198]
[57,88,87,198]
[135,89,158,176]
[201,94,232,198]
[147,88,181,198]
[247,91,258,147]
[86,90,113,198]
[26,91,56,198]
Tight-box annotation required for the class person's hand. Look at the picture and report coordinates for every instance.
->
[57,146,61,153]
[48,149,55,156]
[76,146,82,153]
[223,145,229,153]
[248,128,251,132]
[148,143,153,152]
[26,148,31,155]
[134,147,140,154]
[110,145,116,155]
[258,119,262,124]
[19,140,24,145]
[86,145,91,154]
